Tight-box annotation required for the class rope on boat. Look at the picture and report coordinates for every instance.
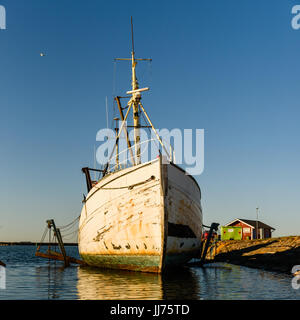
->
[61,229,78,238]
[35,219,86,267]
[39,225,49,244]
[57,215,80,230]
[37,215,80,251]
[59,217,79,243]
[94,175,156,191]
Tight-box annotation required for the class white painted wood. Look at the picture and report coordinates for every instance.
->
[79,159,162,257]
[165,164,202,261]
[78,158,203,272]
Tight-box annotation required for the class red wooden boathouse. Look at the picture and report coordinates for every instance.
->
[224,218,275,240]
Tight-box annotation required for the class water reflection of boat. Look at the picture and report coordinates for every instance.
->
[76,266,201,300]
[161,267,201,300]
[77,266,163,300]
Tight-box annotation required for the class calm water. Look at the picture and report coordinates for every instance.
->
[0,245,299,300]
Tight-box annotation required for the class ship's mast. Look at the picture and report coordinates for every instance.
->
[109,17,170,175]
[114,117,120,170]
[130,17,141,165]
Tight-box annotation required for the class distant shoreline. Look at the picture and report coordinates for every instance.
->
[0,242,78,246]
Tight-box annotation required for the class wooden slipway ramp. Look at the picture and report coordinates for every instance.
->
[35,219,86,267]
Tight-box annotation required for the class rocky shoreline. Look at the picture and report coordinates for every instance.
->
[207,236,300,275]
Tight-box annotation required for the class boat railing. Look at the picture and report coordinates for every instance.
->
[106,138,174,174]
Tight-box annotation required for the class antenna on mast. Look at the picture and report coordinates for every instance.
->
[105,18,170,171]
[93,145,96,180]
[131,16,135,54]
[105,96,109,129]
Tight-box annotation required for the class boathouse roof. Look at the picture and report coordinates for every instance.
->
[225,218,275,230]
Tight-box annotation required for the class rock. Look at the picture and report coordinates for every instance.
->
[209,236,300,275]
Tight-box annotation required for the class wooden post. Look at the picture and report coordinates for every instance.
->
[199,223,219,266]
[47,220,70,267]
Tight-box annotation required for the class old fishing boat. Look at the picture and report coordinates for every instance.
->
[78,19,202,273]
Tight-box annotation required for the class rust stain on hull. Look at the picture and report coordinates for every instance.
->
[79,159,203,273]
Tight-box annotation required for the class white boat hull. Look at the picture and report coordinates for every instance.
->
[78,157,202,273]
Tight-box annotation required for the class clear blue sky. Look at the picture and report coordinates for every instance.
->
[0,0,299,241]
